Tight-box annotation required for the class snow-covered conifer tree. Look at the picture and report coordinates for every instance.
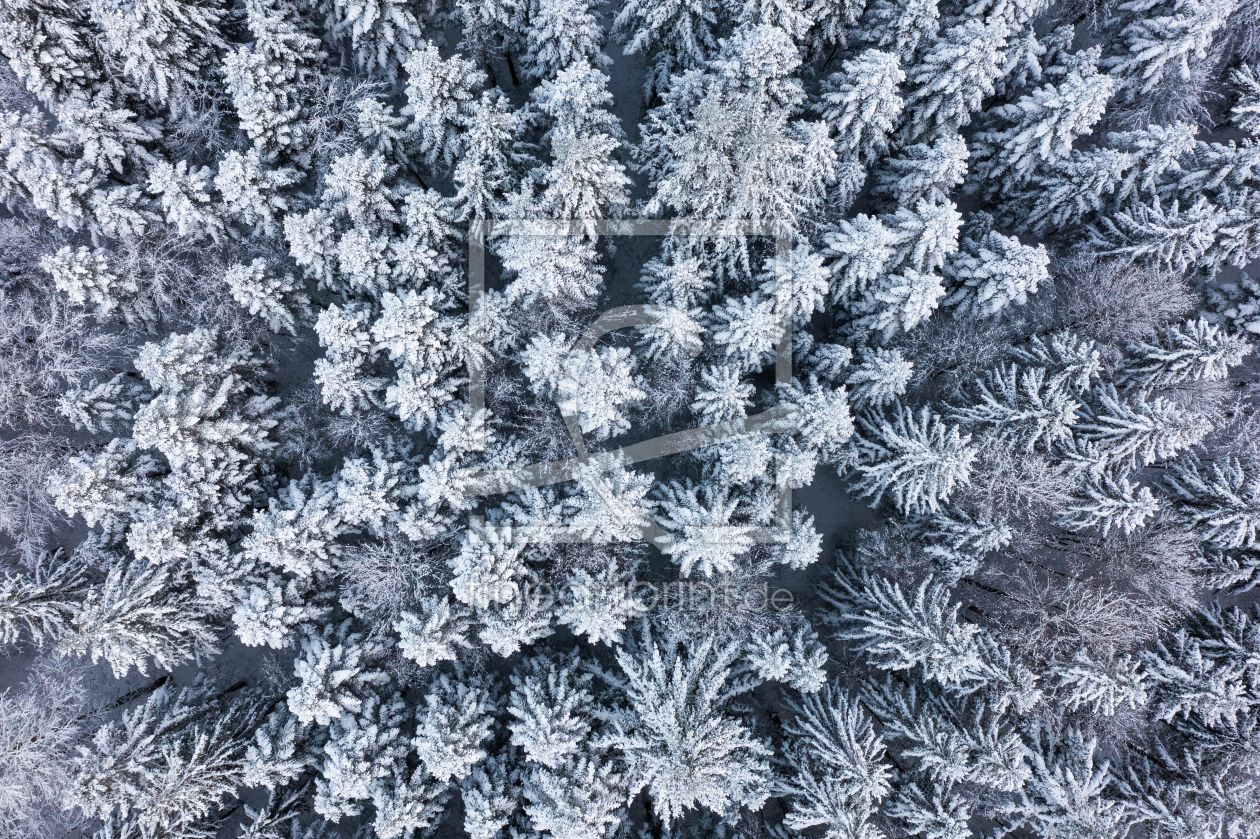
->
[799,338,853,385]
[70,679,264,837]
[286,622,387,726]
[214,150,300,237]
[824,565,986,686]
[0,0,108,108]
[780,508,824,570]
[887,781,971,839]
[56,375,144,436]
[739,0,812,40]
[461,755,521,839]
[356,97,408,159]
[556,346,646,441]
[855,267,948,340]
[476,581,556,656]
[1205,270,1260,337]
[232,575,329,649]
[557,562,646,645]
[531,60,622,138]
[857,0,939,62]
[314,691,405,821]
[523,0,610,80]
[712,293,785,372]
[498,231,605,311]
[884,197,962,275]
[1140,619,1256,728]
[874,134,970,207]
[1121,317,1252,389]
[223,0,325,161]
[776,687,892,839]
[372,288,465,432]
[605,625,771,825]
[59,555,219,678]
[1003,729,1129,839]
[508,656,593,769]
[653,480,755,577]
[639,303,705,362]
[851,403,976,515]
[89,0,226,111]
[223,259,311,334]
[691,365,753,424]
[1089,195,1229,274]
[322,149,400,231]
[454,91,530,221]
[952,363,1079,452]
[971,48,1115,191]
[638,245,715,309]
[0,549,86,647]
[371,766,449,839]
[402,42,486,170]
[901,17,1009,142]
[1167,456,1260,550]
[761,243,830,327]
[40,246,136,324]
[565,456,656,542]
[823,214,896,304]
[334,447,407,536]
[241,475,344,581]
[746,625,829,692]
[48,439,159,538]
[536,128,631,237]
[847,348,914,409]
[1014,121,1197,234]
[1060,470,1161,535]
[1052,652,1148,715]
[1106,0,1233,101]
[613,0,722,78]
[941,227,1049,318]
[318,0,422,80]
[638,27,836,261]
[916,510,1012,582]
[396,596,473,667]
[1076,384,1213,471]
[777,375,855,465]
[313,302,384,414]
[1011,331,1104,393]
[52,93,160,181]
[450,526,529,607]
[131,329,279,526]
[1232,65,1260,132]
[147,160,225,242]
[412,673,494,782]
[861,672,1032,792]
[525,755,626,839]
[821,49,905,165]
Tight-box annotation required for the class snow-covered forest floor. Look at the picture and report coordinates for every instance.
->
[5,0,1260,836]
